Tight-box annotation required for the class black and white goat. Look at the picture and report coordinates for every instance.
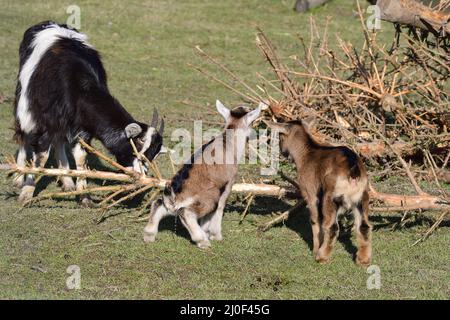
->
[13,21,164,204]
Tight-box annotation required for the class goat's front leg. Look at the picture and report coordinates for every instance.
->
[353,190,372,266]
[72,142,92,207]
[13,142,30,188]
[316,192,339,264]
[18,148,50,203]
[178,208,210,249]
[208,181,233,241]
[143,199,172,243]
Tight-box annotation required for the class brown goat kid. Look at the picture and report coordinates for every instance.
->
[143,101,261,249]
[266,120,372,266]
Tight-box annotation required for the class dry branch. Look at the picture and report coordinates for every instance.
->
[3,164,449,212]
[377,0,450,36]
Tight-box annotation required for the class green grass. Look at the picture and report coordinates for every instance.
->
[0,0,449,299]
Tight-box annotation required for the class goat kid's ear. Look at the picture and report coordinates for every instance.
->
[125,123,143,138]
[216,100,230,122]
[243,105,261,127]
[264,121,289,134]
[302,115,316,129]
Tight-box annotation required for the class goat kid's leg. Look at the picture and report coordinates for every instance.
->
[143,199,172,243]
[316,193,339,264]
[18,148,50,203]
[306,195,321,257]
[72,142,92,207]
[178,208,210,249]
[353,191,372,267]
[54,143,76,192]
[199,215,212,237]
[208,182,233,241]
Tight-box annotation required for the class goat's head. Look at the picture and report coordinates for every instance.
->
[124,109,164,170]
[216,100,261,135]
[265,120,310,158]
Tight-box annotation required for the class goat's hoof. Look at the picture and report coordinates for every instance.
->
[315,253,330,264]
[197,240,211,249]
[143,233,156,243]
[18,186,35,203]
[209,233,223,241]
[355,254,371,267]
[61,181,76,192]
[80,197,94,208]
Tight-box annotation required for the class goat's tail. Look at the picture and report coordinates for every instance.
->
[339,146,363,180]
[349,162,362,180]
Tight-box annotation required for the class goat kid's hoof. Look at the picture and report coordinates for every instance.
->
[355,254,371,267]
[315,254,331,265]
[18,186,35,203]
[197,240,211,249]
[209,233,223,241]
[79,197,94,208]
[143,233,156,243]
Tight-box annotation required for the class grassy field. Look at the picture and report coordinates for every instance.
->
[0,0,449,299]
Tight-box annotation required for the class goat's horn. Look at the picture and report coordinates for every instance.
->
[150,108,159,128]
[159,118,164,135]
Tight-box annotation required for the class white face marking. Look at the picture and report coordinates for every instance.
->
[140,127,156,155]
[17,24,91,133]
[132,158,143,173]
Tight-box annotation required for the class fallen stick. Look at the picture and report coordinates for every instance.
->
[258,201,305,231]
[2,164,449,211]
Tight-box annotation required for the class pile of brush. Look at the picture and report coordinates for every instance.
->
[192,0,450,239]
[1,0,449,243]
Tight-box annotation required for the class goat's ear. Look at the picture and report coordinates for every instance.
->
[158,117,164,135]
[244,105,261,127]
[302,115,316,129]
[264,121,289,134]
[216,100,230,122]
[125,123,143,138]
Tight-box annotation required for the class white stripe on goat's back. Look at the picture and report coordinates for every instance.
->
[17,24,91,133]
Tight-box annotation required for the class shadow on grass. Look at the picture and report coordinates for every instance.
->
[249,196,359,258]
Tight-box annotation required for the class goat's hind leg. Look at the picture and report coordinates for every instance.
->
[143,199,171,243]
[18,145,50,203]
[353,190,372,266]
[199,215,212,237]
[207,181,233,241]
[178,208,210,249]
[316,192,339,264]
